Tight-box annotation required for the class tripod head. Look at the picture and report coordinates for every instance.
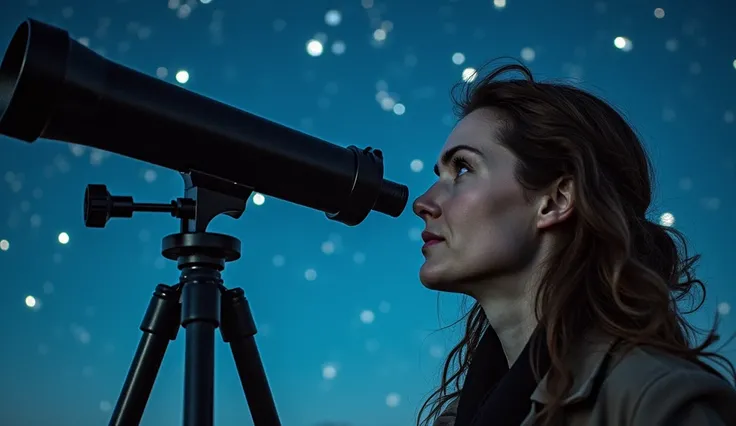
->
[85,170,250,232]
[84,170,253,262]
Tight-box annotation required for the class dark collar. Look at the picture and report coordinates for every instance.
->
[455,326,550,426]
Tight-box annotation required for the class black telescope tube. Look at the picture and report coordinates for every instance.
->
[0,19,408,225]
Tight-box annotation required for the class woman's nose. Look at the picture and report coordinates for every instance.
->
[412,191,441,221]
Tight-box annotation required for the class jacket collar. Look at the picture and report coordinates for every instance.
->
[530,330,620,406]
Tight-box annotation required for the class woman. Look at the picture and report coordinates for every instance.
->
[412,62,736,426]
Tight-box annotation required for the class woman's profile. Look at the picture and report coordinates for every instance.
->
[412,61,736,426]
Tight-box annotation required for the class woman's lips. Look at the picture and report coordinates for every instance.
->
[422,239,444,249]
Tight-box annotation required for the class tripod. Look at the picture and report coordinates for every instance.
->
[84,171,281,426]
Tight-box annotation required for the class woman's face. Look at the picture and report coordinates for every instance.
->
[412,108,542,293]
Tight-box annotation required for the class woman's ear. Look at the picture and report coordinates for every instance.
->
[536,176,574,229]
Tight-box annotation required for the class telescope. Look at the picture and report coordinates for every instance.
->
[0,18,409,426]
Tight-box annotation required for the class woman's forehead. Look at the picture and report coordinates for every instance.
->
[441,110,505,156]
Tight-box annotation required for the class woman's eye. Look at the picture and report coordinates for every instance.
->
[451,157,471,178]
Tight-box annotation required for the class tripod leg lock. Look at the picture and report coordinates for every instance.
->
[140,284,182,340]
[220,288,257,342]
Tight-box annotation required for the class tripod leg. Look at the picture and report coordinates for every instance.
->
[180,267,221,426]
[221,288,282,426]
[109,284,181,426]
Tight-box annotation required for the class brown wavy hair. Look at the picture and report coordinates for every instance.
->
[416,61,736,426]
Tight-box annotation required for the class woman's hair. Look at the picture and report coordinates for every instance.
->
[416,61,736,426]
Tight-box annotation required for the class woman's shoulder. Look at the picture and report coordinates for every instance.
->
[600,342,736,424]
[570,330,732,390]
[606,342,732,389]
[610,342,723,382]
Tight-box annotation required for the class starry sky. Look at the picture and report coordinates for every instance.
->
[0,1,735,425]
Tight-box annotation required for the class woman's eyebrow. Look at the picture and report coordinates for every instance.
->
[433,145,486,176]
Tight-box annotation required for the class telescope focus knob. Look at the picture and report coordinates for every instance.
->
[84,184,134,228]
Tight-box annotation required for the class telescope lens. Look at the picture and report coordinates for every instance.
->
[0,22,28,133]
[0,20,69,143]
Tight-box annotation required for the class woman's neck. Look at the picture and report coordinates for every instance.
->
[481,297,538,366]
[472,270,541,366]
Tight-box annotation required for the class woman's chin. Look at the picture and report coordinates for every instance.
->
[419,265,453,291]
